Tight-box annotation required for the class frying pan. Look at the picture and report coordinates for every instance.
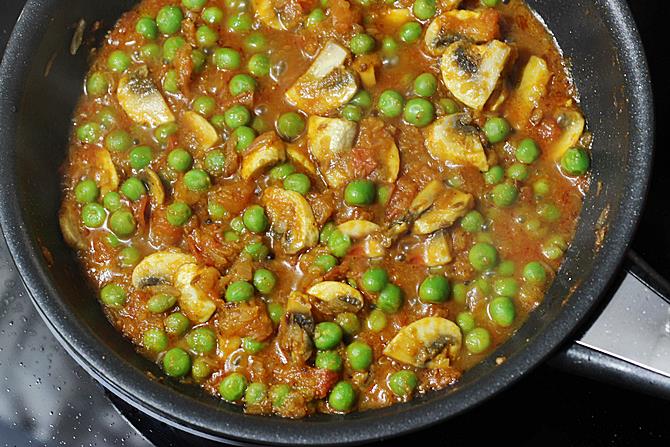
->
[0,0,656,445]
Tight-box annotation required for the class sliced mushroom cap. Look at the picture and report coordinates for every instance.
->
[286,145,317,176]
[261,186,319,255]
[424,9,500,56]
[278,291,314,364]
[362,235,387,259]
[93,148,119,195]
[117,67,175,127]
[550,109,585,160]
[424,113,488,171]
[285,41,358,115]
[174,263,218,323]
[181,111,219,152]
[307,116,358,188]
[337,220,381,239]
[376,140,400,183]
[306,281,364,314]
[138,168,165,206]
[422,230,453,266]
[59,202,86,250]
[413,186,474,235]
[410,180,445,216]
[507,56,552,129]
[131,251,197,288]
[383,317,462,368]
[440,39,511,111]
[252,0,302,30]
[240,132,286,179]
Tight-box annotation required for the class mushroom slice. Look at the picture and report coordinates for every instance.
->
[550,109,585,160]
[410,180,444,216]
[286,145,317,176]
[252,0,302,30]
[93,148,119,195]
[424,113,488,171]
[131,251,197,288]
[337,220,380,239]
[59,202,86,250]
[440,40,511,111]
[307,116,357,188]
[413,186,474,235]
[424,9,500,56]
[422,231,452,266]
[174,263,218,324]
[117,67,175,127]
[377,140,400,183]
[241,132,286,179]
[261,186,319,255]
[441,0,462,10]
[138,169,165,206]
[285,41,358,115]
[362,235,386,259]
[383,317,462,368]
[181,111,219,152]
[306,281,364,314]
[278,292,314,364]
[507,56,552,128]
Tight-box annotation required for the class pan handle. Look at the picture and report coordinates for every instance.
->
[550,251,670,397]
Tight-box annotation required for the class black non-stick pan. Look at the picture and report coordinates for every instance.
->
[0,0,657,445]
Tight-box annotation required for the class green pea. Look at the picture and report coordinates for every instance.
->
[96,107,117,129]
[366,308,388,332]
[202,6,224,24]
[344,179,376,206]
[74,179,99,203]
[102,192,121,212]
[439,98,459,114]
[119,246,142,267]
[388,370,418,397]
[315,350,343,372]
[361,267,389,293]
[335,312,360,337]
[328,230,351,257]
[532,178,551,197]
[270,384,292,408]
[166,201,192,226]
[460,210,484,233]
[450,284,466,305]
[491,183,518,207]
[329,381,356,412]
[143,328,168,352]
[107,50,131,72]
[243,32,268,53]
[196,25,218,47]
[219,373,247,401]
[350,33,376,55]
[76,122,101,144]
[247,54,270,77]
[163,348,191,377]
[86,72,108,97]
[184,169,211,192]
[162,36,185,62]
[483,165,504,185]
[493,277,519,298]
[108,235,124,250]
[242,337,266,354]
[140,43,161,61]
[315,254,338,272]
[223,230,239,241]
[419,275,450,303]
[270,163,295,180]
[267,302,284,325]
[456,311,476,333]
[109,209,136,237]
[192,50,207,71]
[523,261,547,284]
[183,0,206,9]
[481,0,500,7]
[222,105,250,129]
[242,205,268,233]
[469,242,498,271]
[483,116,511,143]
[319,222,336,244]
[136,17,158,40]
[229,73,257,96]
[190,96,214,118]
[497,260,516,277]
[213,47,242,70]
[155,123,178,146]
[561,147,590,176]
[276,112,305,140]
[156,5,184,34]
[350,90,372,109]
[120,177,146,201]
[403,98,435,127]
[314,322,343,350]
[165,148,191,172]
[233,126,257,152]
[488,296,516,327]
[506,163,528,181]
[147,293,177,313]
[164,312,190,336]
[228,12,253,32]
[398,21,422,43]
[245,382,267,404]
[244,242,270,260]
[378,90,404,118]
[162,69,180,93]
[100,283,127,308]
[226,280,254,302]
[129,146,153,170]
[283,173,311,195]
[542,235,567,260]
[377,283,402,313]
[516,138,541,164]
[192,358,212,382]
[413,72,437,97]
[208,200,228,220]
[204,149,226,175]
[465,327,491,354]
[80,203,105,228]
[342,104,362,122]
[306,8,326,27]
[382,36,398,54]
[253,268,277,294]
[346,341,373,371]
[104,129,132,152]
[186,327,217,354]
[537,203,561,222]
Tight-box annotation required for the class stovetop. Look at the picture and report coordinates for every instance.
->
[1,1,669,446]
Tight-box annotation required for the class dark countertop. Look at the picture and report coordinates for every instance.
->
[1,1,669,446]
